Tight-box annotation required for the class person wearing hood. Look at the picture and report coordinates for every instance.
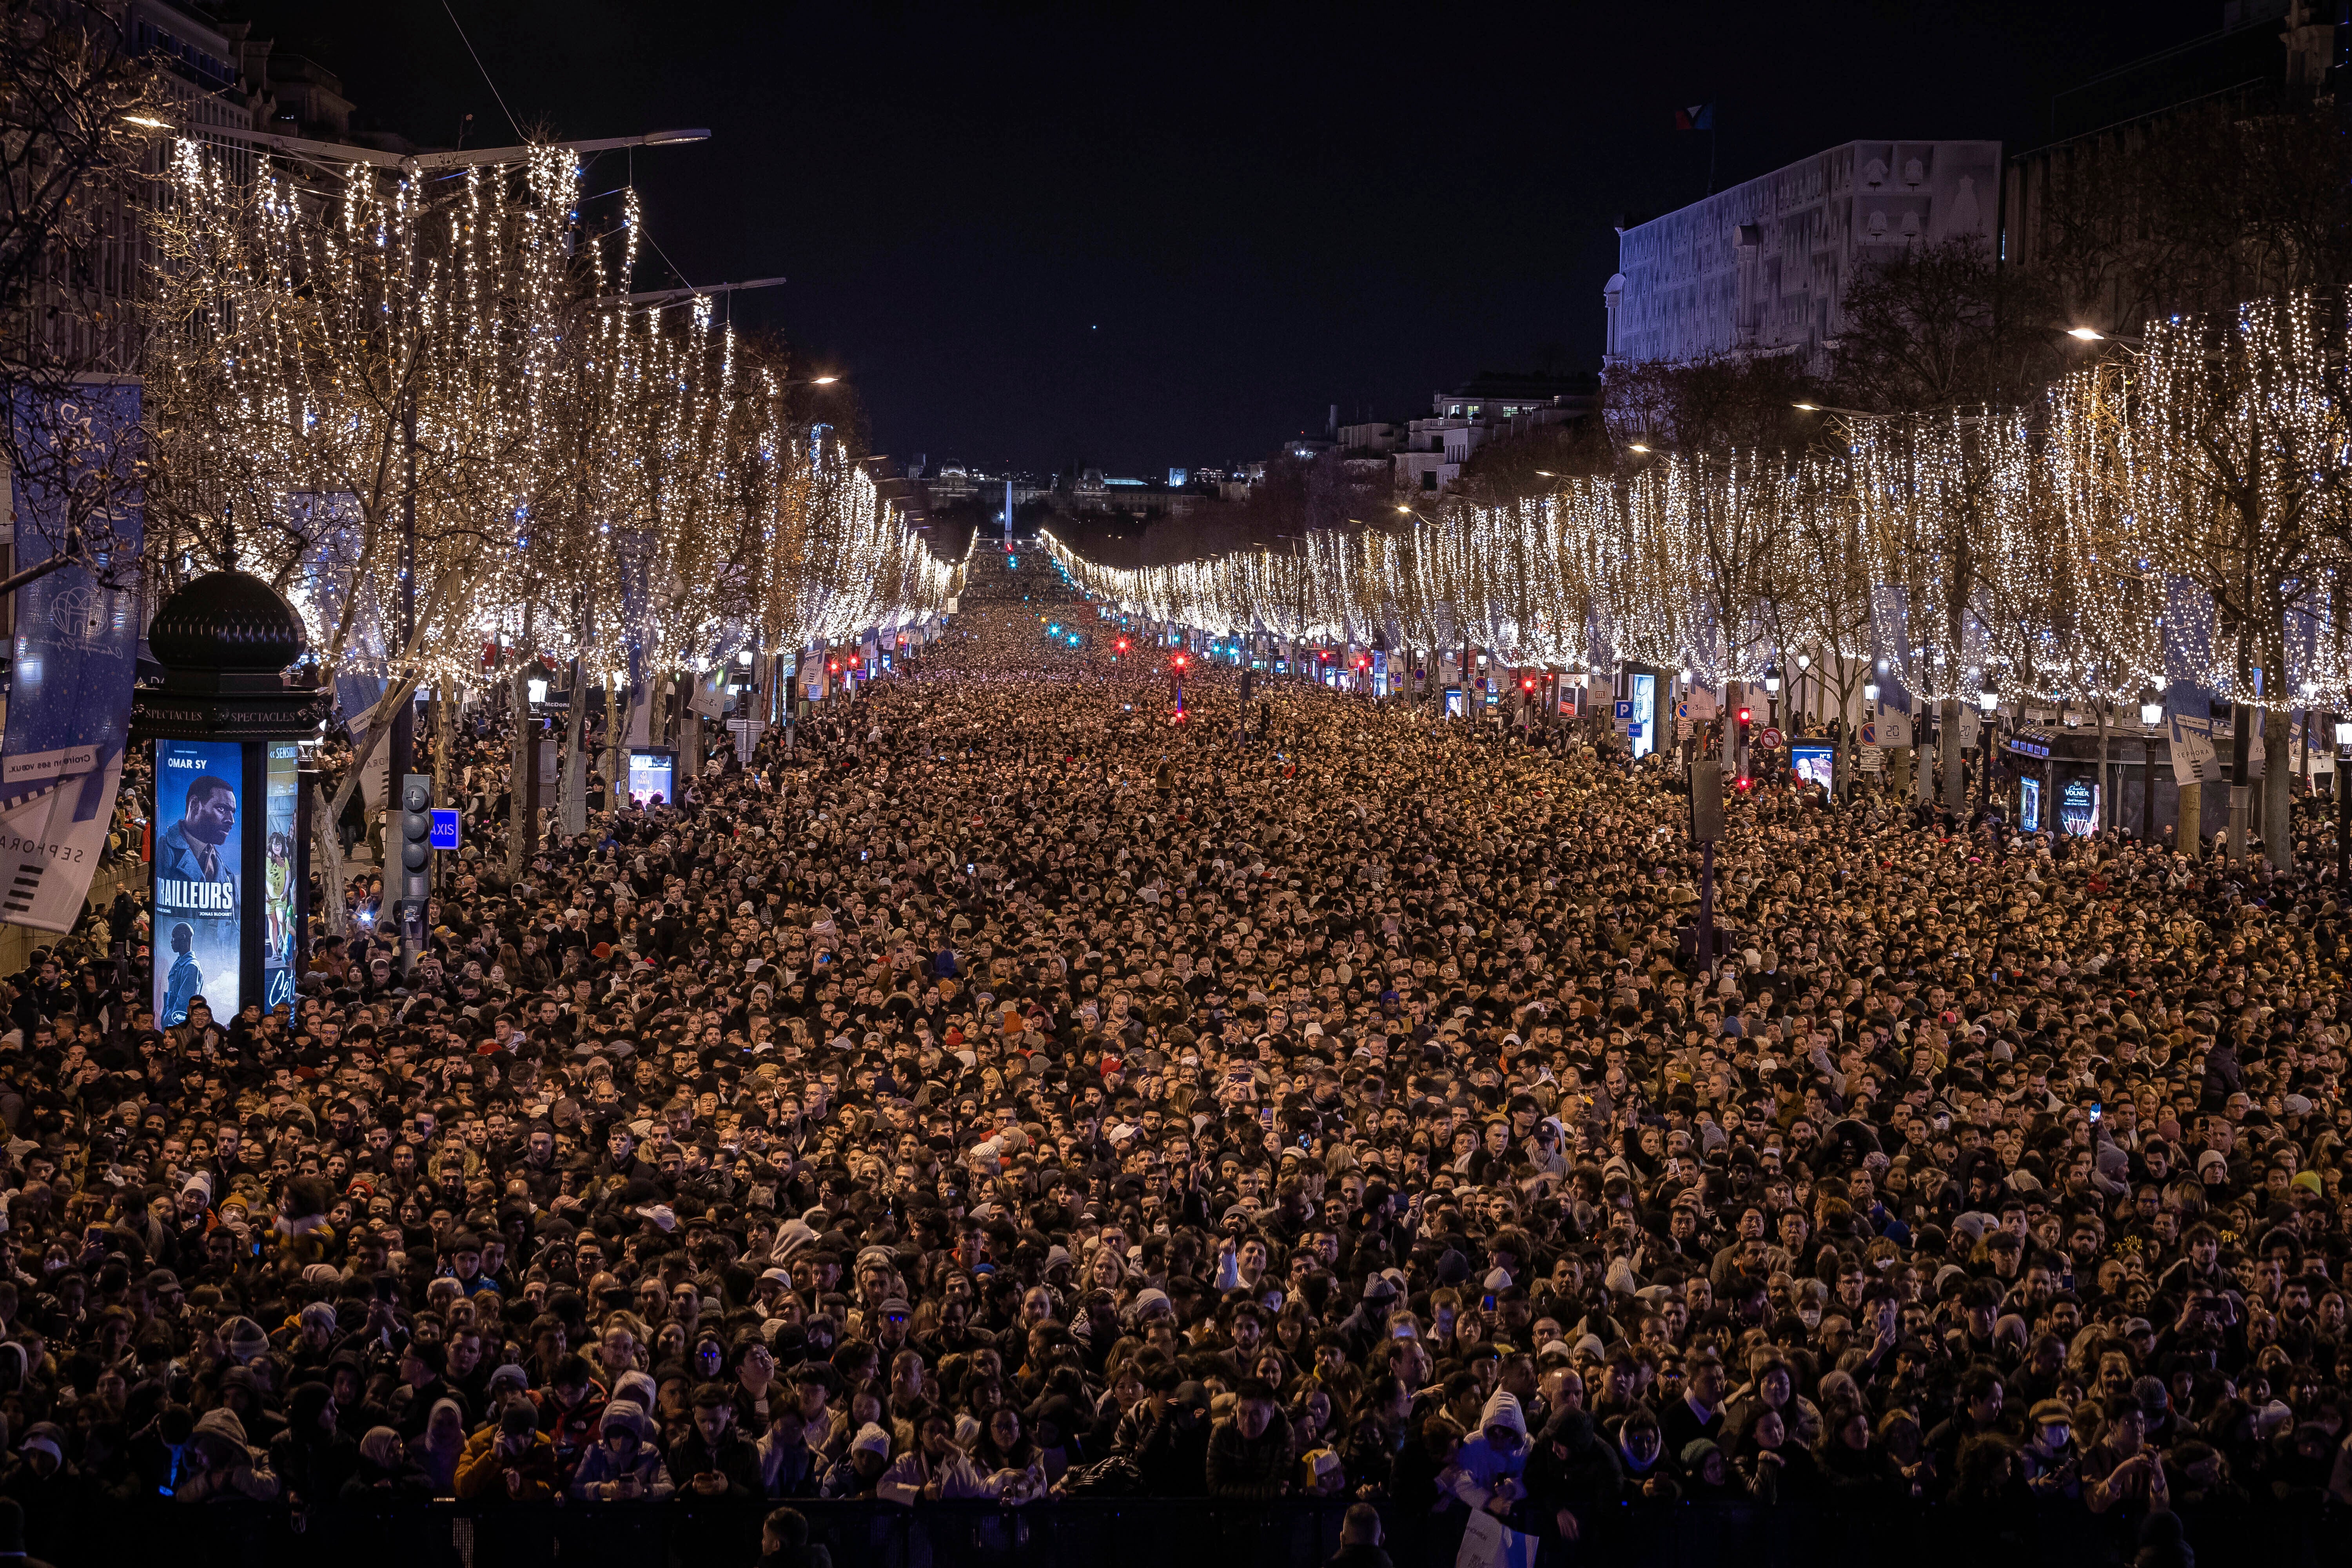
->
[339,1426,436,1506]
[1523,1406,1624,1545]
[0,1421,91,1555]
[411,1398,468,1495]
[211,1366,285,1449]
[269,1381,359,1503]
[1614,1405,1679,1505]
[1445,1389,1528,1516]
[569,1399,675,1501]
[172,1408,281,1503]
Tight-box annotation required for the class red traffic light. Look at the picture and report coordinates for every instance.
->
[1114,639,1129,653]
[1521,676,1537,692]
[827,661,841,674]
[1173,654,1188,669]
[1735,776,1753,791]
[1737,706,1752,725]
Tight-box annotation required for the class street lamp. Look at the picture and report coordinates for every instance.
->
[2142,700,2164,844]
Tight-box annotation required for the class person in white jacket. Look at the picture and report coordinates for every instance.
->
[1446,1390,1529,1516]
[877,1409,998,1505]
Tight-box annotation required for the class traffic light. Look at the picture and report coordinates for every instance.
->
[1521,675,1538,693]
[1114,638,1129,654]
[1172,653,1189,670]
[397,774,433,951]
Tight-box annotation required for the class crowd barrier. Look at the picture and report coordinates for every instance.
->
[42,1495,2340,1568]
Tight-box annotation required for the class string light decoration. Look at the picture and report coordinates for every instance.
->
[1037,289,2352,726]
[142,138,955,707]
[2121,291,2352,712]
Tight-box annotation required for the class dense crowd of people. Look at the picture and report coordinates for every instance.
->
[0,548,2343,1565]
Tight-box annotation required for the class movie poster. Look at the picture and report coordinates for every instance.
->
[152,738,242,1025]
[263,743,299,1012]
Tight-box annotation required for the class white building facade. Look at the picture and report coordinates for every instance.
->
[1604,138,2001,373]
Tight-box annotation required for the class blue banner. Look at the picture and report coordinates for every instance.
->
[0,383,142,932]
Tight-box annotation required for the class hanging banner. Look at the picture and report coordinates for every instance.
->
[688,666,729,719]
[1957,707,1980,750]
[1877,710,1913,748]
[0,383,143,932]
[2169,715,2224,785]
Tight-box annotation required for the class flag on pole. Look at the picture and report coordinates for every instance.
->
[1675,103,1714,130]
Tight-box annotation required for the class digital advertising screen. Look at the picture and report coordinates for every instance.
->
[1790,742,1835,792]
[2020,777,2042,833]
[263,743,300,1013]
[627,749,676,807]
[152,737,243,1025]
[2060,780,2100,837]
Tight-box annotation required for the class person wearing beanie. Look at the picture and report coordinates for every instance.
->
[823,1422,895,1500]
[1677,1437,1745,1499]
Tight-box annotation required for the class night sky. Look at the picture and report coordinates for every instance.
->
[231,0,2220,476]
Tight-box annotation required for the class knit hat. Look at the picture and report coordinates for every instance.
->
[222,1317,270,1363]
[851,1422,892,1458]
[1679,1437,1720,1470]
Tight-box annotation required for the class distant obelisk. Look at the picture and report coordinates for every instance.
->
[1005,477,1014,548]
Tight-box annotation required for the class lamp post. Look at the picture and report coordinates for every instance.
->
[2141,699,2164,847]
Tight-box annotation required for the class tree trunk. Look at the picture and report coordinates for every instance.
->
[679,671,704,784]
[309,780,348,942]
[2096,700,2111,830]
[603,671,623,804]
[508,661,530,881]
[562,659,588,838]
[431,680,457,816]
[2178,781,2202,858]
[1940,698,1965,823]
[2265,707,2293,870]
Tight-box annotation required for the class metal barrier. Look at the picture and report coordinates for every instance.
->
[44,1495,2339,1568]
